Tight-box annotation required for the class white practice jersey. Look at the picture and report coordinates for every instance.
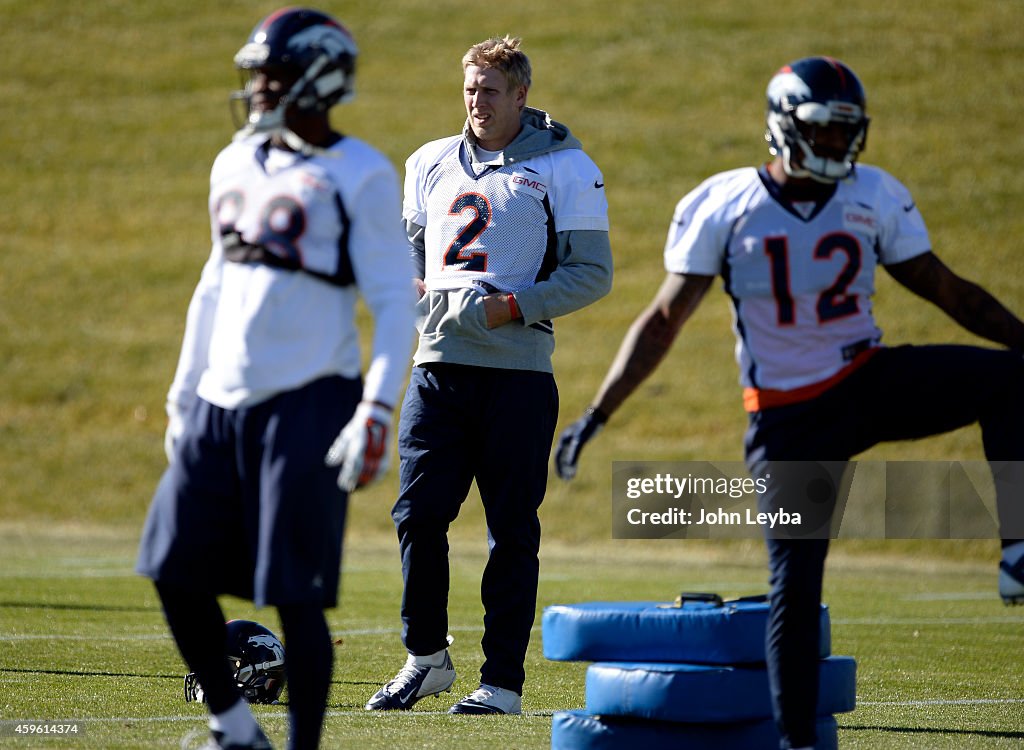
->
[664,164,931,397]
[404,135,609,294]
[167,134,415,412]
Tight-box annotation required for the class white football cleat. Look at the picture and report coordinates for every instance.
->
[180,727,274,750]
[448,683,522,715]
[365,647,456,710]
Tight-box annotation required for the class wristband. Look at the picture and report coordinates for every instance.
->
[507,293,521,320]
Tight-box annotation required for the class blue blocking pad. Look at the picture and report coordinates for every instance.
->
[551,710,839,750]
[542,597,831,664]
[585,656,856,722]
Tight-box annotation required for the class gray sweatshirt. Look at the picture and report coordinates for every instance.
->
[405,107,613,373]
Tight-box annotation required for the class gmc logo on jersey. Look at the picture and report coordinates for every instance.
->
[511,175,547,191]
[843,211,876,229]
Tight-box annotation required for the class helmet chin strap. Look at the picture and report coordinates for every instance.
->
[782,140,849,184]
[231,112,333,161]
[280,127,337,157]
[234,104,285,140]
[233,119,336,158]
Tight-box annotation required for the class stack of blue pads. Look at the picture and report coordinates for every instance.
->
[542,593,855,749]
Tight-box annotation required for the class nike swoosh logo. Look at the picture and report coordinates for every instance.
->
[903,202,916,212]
[594,181,604,189]
[397,691,415,705]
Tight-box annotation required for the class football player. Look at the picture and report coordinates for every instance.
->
[136,8,415,750]
[555,56,1024,750]
[365,36,612,715]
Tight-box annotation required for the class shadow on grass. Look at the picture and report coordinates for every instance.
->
[0,667,404,692]
[1,667,180,679]
[0,600,156,613]
[844,725,1024,741]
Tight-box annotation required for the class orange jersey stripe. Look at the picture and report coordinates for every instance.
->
[743,347,880,412]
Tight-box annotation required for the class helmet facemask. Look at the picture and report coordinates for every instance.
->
[230,66,292,134]
[230,650,286,704]
[767,102,869,183]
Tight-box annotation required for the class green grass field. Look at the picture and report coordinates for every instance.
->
[1,528,1022,748]
[2,0,1024,747]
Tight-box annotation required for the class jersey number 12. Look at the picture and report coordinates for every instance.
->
[764,232,862,326]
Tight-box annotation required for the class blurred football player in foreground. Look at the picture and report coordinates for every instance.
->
[136,8,415,749]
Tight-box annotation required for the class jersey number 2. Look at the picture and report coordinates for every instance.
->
[443,193,490,272]
[765,233,861,325]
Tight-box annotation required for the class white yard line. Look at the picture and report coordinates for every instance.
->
[857,698,1024,707]
[9,699,1023,726]
[833,616,1022,625]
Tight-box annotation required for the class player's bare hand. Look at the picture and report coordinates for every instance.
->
[483,293,521,329]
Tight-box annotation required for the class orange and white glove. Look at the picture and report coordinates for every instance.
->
[324,402,393,492]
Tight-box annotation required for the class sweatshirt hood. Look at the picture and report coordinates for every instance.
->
[464,106,582,165]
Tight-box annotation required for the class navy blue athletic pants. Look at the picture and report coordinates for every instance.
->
[137,374,357,607]
[392,363,558,694]
[744,344,1024,749]
[137,375,359,750]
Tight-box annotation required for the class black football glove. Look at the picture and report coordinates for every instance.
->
[554,407,608,481]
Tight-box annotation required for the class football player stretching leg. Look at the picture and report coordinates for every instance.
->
[556,57,1024,750]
